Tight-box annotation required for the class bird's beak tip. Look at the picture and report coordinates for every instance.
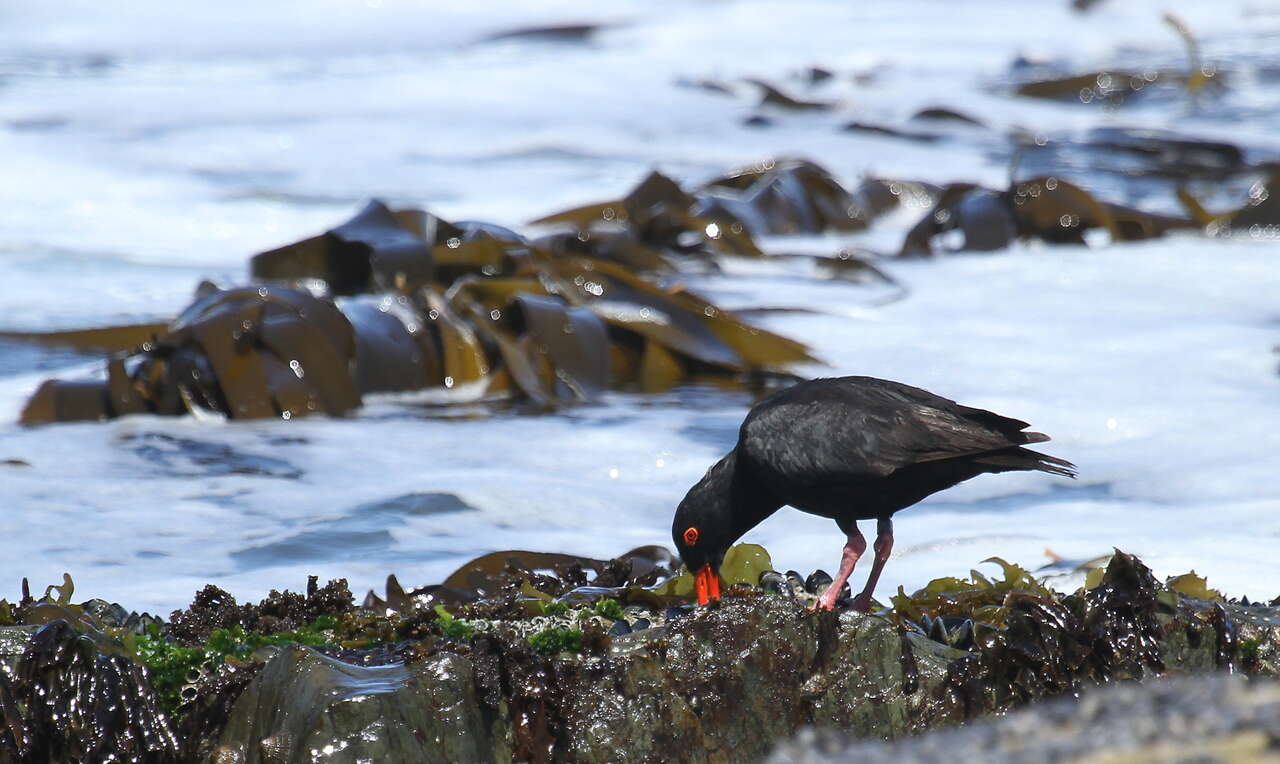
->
[695,563,722,605]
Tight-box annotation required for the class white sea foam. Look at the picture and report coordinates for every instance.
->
[2,0,1279,613]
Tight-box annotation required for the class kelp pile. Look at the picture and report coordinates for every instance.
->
[670,10,1280,256]
[2,548,1279,761]
[704,81,1276,256]
[18,164,863,424]
[896,125,1280,254]
[897,175,1193,255]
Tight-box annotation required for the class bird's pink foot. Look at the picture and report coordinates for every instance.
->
[810,589,841,611]
[807,527,865,612]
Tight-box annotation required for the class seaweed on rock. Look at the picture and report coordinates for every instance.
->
[168,576,353,646]
[2,619,180,763]
[2,550,1280,762]
[911,551,1167,718]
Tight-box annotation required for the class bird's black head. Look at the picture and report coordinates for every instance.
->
[672,485,731,572]
[672,452,742,603]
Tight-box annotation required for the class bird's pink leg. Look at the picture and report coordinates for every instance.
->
[851,519,894,612]
[814,525,866,610]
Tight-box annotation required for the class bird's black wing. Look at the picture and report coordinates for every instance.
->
[739,376,1047,488]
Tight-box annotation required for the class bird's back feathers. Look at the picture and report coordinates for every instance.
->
[739,376,1074,494]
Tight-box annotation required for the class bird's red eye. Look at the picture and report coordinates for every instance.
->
[683,527,699,546]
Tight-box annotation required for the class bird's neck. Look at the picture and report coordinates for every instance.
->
[715,448,784,545]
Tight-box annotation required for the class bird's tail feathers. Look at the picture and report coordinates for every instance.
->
[975,447,1077,478]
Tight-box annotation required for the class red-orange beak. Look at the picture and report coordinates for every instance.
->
[694,564,722,605]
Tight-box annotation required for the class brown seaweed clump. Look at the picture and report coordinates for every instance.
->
[17,168,827,425]
[935,551,1165,717]
[167,576,354,646]
[0,619,180,763]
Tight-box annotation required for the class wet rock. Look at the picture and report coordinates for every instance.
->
[609,620,632,637]
[768,674,1280,764]
[631,618,651,631]
[555,596,957,762]
[211,644,489,763]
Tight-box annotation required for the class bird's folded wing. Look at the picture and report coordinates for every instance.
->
[740,381,1044,486]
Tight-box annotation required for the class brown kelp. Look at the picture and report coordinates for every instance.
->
[897,134,1280,256]
[1013,13,1223,107]
[899,174,1205,255]
[18,173,823,424]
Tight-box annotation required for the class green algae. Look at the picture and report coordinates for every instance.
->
[528,627,583,655]
[593,598,624,620]
[128,617,340,715]
[889,555,1057,628]
[433,604,484,640]
[129,629,209,713]
[541,600,571,617]
[1241,638,1262,669]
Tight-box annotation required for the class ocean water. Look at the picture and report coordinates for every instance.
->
[2,0,1279,614]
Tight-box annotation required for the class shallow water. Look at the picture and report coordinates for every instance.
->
[2,0,1279,614]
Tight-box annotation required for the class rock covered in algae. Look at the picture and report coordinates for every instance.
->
[185,551,1280,763]
[768,673,1280,764]
[3,551,1280,763]
[203,595,957,764]
[552,596,964,764]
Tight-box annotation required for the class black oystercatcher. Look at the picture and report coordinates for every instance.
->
[672,376,1075,610]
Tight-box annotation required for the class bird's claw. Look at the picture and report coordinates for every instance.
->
[809,592,840,612]
[850,594,873,613]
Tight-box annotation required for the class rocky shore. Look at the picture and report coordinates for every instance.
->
[0,549,1278,762]
[770,673,1280,764]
